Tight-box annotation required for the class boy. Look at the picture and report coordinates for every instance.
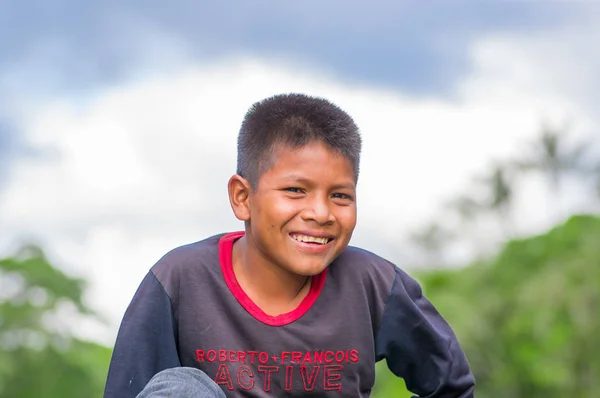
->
[104,93,475,397]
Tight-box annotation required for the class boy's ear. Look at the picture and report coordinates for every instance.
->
[228,174,252,221]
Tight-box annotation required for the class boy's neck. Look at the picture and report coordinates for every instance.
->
[231,236,312,316]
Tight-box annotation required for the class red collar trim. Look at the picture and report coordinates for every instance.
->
[218,231,327,326]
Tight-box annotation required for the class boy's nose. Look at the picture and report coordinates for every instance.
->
[302,198,335,225]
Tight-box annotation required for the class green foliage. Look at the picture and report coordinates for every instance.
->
[0,339,112,398]
[470,214,600,397]
[371,361,413,398]
[373,214,600,397]
[0,245,88,314]
[0,245,111,398]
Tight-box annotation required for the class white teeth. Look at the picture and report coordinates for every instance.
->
[291,235,330,244]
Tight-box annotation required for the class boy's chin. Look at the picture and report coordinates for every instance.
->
[286,262,330,277]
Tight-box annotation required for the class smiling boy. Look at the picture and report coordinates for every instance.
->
[103,93,475,397]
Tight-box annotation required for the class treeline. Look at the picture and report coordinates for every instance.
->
[372,120,600,397]
[409,120,599,265]
[0,245,112,397]
[374,214,600,397]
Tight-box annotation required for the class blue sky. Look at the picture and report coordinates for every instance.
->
[0,1,594,170]
[0,1,588,94]
[1,1,599,343]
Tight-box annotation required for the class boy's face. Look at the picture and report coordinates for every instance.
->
[241,140,357,276]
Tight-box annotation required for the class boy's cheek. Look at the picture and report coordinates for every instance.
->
[337,211,358,229]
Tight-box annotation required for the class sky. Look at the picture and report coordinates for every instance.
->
[1,1,599,345]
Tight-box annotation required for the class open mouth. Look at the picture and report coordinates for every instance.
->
[290,234,333,245]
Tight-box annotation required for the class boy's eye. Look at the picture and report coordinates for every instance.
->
[332,193,353,201]
[284,187,303,193]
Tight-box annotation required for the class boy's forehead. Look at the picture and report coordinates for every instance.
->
[259,141,357,182]
[269,142,346,165]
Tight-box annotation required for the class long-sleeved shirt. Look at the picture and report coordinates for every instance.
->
[103,231,475,397]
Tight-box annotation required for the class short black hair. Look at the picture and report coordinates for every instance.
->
[236,93,362,188]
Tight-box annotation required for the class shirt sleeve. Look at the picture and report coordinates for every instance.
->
[103,271,181,398]
[374,266,475,398]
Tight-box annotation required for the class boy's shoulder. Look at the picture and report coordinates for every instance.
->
[333,244,426,297]
[331,244,401,291]
[336,244,398,273]
[150,232,227,281]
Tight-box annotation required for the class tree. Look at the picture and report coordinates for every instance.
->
[0,245,112,398]
[446,195,482,226]
[474,161,515,238]
[516,120,589,217]
[415,214,600,397]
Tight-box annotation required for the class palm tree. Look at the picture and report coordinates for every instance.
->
[447,195,482,223]
[475,161,515,239]
[515,120,590,217]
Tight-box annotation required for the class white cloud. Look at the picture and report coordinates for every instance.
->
[1,23,599,346]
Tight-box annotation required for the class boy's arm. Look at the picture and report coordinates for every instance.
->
[375,267,475,398]
[103,271,181,398]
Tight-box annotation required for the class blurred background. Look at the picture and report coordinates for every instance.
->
[1,1,599,397]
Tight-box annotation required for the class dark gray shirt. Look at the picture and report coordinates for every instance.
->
[104,232,475,397]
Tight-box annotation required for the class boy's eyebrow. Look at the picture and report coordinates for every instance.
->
[329,182,356,191]
[283,175,356,190]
